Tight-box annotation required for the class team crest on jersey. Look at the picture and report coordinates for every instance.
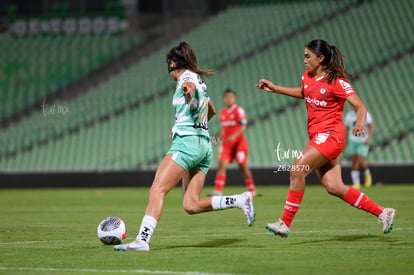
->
[320,87,326,95]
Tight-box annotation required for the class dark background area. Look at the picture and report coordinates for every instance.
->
[1,165,412,188]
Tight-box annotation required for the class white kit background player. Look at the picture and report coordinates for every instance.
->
[345,110,374,188]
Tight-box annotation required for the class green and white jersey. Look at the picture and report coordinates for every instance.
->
[171,70,210,138]
[344,110,373,143]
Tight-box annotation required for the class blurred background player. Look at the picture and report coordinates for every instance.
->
[210,89,256,196]
[345,109,374,189]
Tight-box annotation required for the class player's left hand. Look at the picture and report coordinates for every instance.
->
[182,82,195,98]
[352,125,367,137]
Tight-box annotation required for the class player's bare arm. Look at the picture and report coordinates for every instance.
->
[183,82,198,110]
[182,82,196,98]
[347,94,368,137]
[207,100,216,121]
[256,79,304,98]
[227,125,246,142]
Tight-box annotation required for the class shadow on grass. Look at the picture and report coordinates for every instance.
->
[289,234,398,246]
[154,238,245,250]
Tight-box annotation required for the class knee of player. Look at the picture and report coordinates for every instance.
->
[324,182,345,196]
[183,204,199,215]
[183,198,200,215]
[149,184,169,197]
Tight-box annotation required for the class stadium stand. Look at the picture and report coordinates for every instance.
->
[0,0,413,171]
[371,133,414,164]
[0,34,139,120]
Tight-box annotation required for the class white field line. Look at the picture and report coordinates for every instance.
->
[1,227,412,245]
[0,267,244,275]
[0,239,69,245]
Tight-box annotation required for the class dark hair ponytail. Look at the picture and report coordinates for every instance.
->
[166,42,214,81]
[305,40,351,83]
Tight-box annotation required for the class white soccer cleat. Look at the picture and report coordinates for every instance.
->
[240,192,255,226]
[266,219,290,238]
[378,208,396,234]
[114,240,150,251]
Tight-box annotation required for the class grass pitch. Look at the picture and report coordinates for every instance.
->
[0,185,413,275]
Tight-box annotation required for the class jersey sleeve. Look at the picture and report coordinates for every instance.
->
[301,71,306,89]
[237,106,247,125]
[335,79,355,99]
[179,71,206,105]
[366,112,373,124]
[178,70,198,88]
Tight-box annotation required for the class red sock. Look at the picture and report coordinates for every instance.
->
[214,175,226,192]
[244,179,255,193]
[343,187,384,216]
[281,190,304,227]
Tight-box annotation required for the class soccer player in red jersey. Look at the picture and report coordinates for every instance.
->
[256,40,395,237]
[210,89,256,196]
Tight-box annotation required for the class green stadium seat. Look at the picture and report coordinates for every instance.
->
[0,34,140,120]
[1,0,413,171]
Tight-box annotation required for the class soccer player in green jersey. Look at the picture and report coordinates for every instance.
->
[115,42,255,252]
[345,110,374,188]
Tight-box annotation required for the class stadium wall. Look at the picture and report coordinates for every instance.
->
[0,165,413,188]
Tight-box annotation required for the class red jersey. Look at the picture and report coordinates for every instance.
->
[302,70,355,138]
[220,104,247,143]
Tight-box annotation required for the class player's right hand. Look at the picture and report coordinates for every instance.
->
[256,79,274,93]
[352,125,368,137]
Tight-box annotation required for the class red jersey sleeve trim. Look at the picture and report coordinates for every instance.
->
[336,78,355,98]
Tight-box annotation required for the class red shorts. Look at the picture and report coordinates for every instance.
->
[218,138,249,165]
[308,130,345,161]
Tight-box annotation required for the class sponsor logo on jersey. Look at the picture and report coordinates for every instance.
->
[304,96,327,106]
[193,122,208,130]
[222,121,237,126]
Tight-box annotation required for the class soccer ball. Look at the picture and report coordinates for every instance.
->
[97,216,127,245]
